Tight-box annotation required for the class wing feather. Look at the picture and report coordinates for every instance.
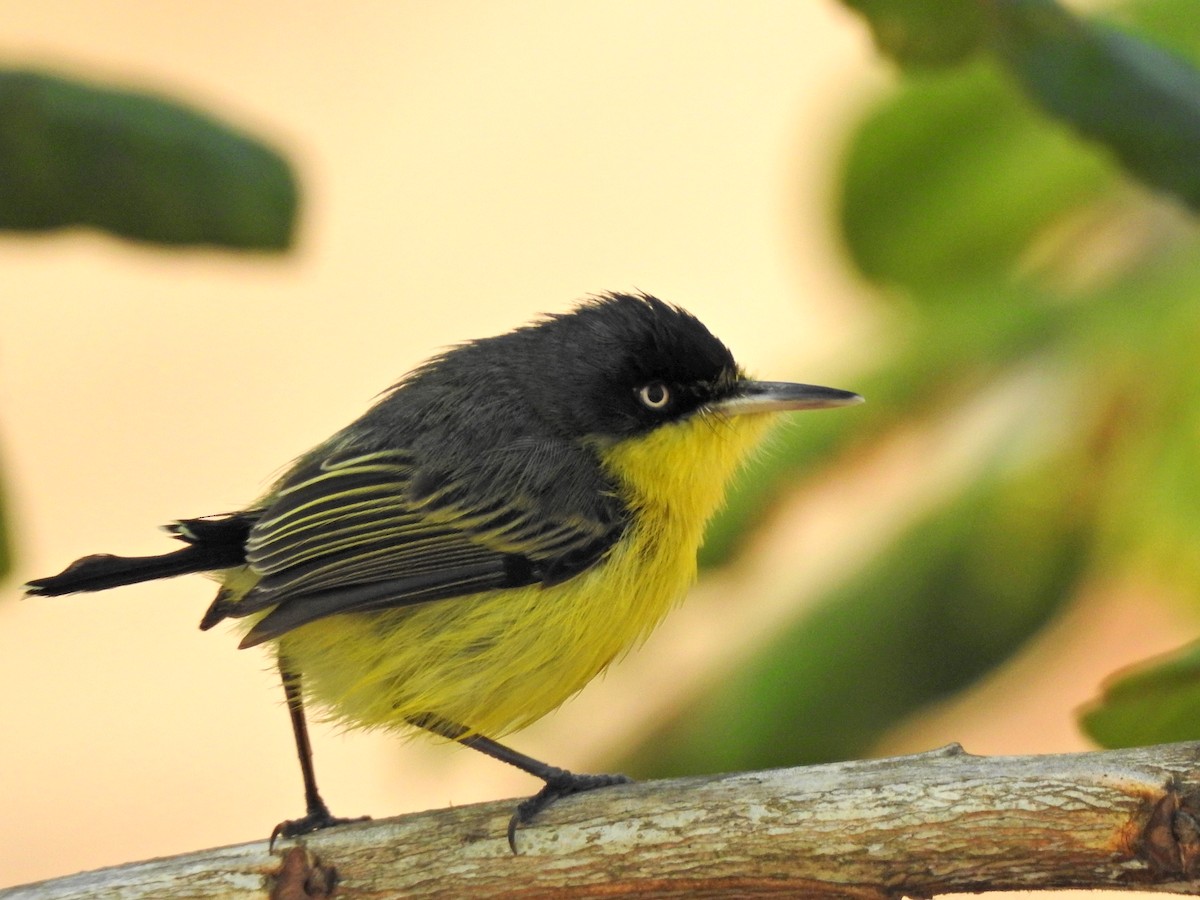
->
[233,443,625,646]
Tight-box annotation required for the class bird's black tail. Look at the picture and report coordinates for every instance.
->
[24,512,256,597]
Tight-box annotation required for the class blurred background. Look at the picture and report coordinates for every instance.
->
[3,1,1199,895]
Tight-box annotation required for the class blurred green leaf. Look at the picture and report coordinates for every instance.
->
[839,0,987,68]
[0,69,298,250]
[636,453,1094,776]
[839,62,1114,290]
[1081,641,1200,746]
[0,469,9,582]
[985,0,1200,210]
[1071,245,1200,600]
[1118,0,1200,55]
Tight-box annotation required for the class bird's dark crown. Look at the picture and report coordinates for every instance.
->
[372,292,743,447]
[510,292,742,440]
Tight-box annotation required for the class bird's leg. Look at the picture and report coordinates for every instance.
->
[269,659,369,849]
[412,714,630,852]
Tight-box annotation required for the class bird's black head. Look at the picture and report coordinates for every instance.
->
[360,292,859,461]
[510,292,743,442]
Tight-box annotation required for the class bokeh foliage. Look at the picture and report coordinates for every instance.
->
[0,69,297,249]
[631,0,1200,777]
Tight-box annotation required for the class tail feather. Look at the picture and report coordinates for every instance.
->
[25,511,256,597]
[25,545,238,596]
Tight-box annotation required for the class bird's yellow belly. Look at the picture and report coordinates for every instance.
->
[273,410,775,738]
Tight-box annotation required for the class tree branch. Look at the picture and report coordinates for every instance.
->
[12,742,1200,898]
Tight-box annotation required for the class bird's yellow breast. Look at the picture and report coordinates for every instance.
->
[275,409,776,738]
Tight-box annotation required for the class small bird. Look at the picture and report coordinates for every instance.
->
[27,292,861,851]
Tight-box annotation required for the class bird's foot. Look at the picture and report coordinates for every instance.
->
[507,768,631,853]
[269,806,371,850]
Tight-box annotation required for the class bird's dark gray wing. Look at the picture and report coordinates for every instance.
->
[232,444,625,647]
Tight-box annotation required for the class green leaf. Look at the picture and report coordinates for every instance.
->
[1081,641,1200,747]
[634,454,1093,776]
[0,469,9,582]
[838,62,1114,290]
[1119,0,1200,56]
[0,69,298,250]
[1066,244,1200,600]
[839,0,987,68]
[985,0,1200,210]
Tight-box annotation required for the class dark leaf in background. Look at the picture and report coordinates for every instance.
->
[838,63,1114,291]
[0,465,9,582]
[1082,641,1200,746]
[0,69,298,250]
[840,0,987,69]
[843,0,1200,212]
[984,0,1200,211]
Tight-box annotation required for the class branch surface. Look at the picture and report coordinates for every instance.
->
[10,742,1200,899]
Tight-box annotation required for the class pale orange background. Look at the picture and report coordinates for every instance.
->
[0,2,1189,895]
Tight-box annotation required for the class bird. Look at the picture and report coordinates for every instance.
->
[26,291,862,851]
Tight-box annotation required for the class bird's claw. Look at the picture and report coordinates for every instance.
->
[269,810,371,851]
[507,770,631,853]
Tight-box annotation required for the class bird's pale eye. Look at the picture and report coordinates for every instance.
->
[637,382,671,410]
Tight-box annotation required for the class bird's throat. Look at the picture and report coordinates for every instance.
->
[601,410,778,550]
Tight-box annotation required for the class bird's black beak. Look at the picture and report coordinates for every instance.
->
[714,380,863,416]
